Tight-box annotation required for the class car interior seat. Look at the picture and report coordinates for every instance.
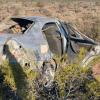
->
[43,26,62,56]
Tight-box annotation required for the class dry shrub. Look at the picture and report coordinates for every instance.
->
[11,5,16,10]
[95,17,100,23]
[56,6,66,13]
[82,14,94,21]
[83,4,89,9]
[74,3,82,13]
[58,3,66,8]
[36,1,44,8]
[57,3,67,13]
[22,2,33,7]
[90,23,100,41]
[40,8,52,17]
[13,8,19,16]
[77,2,83,7]
[95,2,100,6]
[61,7,66,12]
[0,16,2,22]
[66,2,73,9]
[0,14,8,22]
[6,6,11,13]
[19,10,26,16]
[0,13,8,21]
[10,5,19,16]
[0,7,2,10]
[22,2,29,7]
[75,7,82,13]
[0,0,3,4]
[56,14,61,19]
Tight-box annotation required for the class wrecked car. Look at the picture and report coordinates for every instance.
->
[0,16,100,87]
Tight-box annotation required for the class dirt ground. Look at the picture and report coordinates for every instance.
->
[0,1,99,22]
[93,64,100,79]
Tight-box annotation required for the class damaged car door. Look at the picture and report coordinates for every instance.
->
[60,21,97,62]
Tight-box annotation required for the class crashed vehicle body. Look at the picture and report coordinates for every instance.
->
[0,16,100,86]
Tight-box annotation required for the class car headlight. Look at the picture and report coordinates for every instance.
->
[41,45,48,54]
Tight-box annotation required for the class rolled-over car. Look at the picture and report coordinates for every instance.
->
[0,16,100,87]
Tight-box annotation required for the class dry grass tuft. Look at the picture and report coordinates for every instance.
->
[36,1,45,8]
[58,3,66,8]
[40,8,52,17]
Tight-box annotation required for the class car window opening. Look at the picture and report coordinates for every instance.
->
[0,18,34,34]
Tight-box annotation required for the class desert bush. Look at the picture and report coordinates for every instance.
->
[10,5,20,16]
[40,8,52,17]
[66,2,73,9]
[81,22,91,33]
[36,1,44,8]
[74,19,80,28]
[0,16,2,22]
[2,14,8,20]
[95,17,100,23]
[82,14,94,20]
[74,4,82,13]
[56,6,66,13]
[0,46,100,99]
[7,6,11,13]
[72,19,100,42]
[58,3,66,8]
[69,19,83,31]
[74,7,82,13]
[56,14,61,19]
[22,2,33,7]
[13,8,20,16]
[22,2,29,7]
[11,5,16,10]
[83,4,89,9]
[55,48,100,99]
[90,23,100,41]
[0,60,38,99]
[0,7,2,10]
[0,48,39,99]
[0,0,3,4]
[95,1,100,6]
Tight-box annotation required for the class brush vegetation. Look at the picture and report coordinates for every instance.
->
[0,48,100,99]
